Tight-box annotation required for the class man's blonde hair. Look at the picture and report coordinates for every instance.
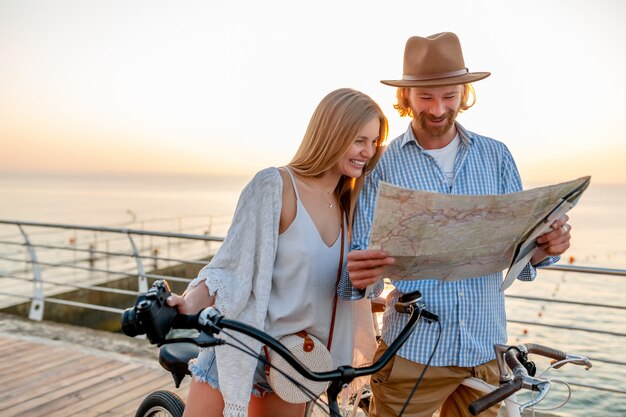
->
[290,88,388,224]
[393,84,476,118]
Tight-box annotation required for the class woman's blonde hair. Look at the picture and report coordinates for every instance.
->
[289,88,388,224]
[393,84,476,118]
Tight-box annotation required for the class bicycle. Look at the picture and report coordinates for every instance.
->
[358,300,593,417]
[122,281,592,417]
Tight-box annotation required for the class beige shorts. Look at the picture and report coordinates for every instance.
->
[369,340,501,417]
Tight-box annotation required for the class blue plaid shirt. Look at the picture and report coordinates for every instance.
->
[339,123,557,367]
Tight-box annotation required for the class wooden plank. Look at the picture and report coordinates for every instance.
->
[0,350,96,394]
[0,342,118,408]
[100,380,191,417]
[0,326,193,417]
[0,342,75,379]
[1,362,139,416]
[0,357,134,413]
[81,375,183,415]
[99,377,191,417]
[0,343,47,376]
[37,366,161,417]
[0,364,134,417]
[0,352,111,404]
[0,338,48,357]
[0,337,22,351]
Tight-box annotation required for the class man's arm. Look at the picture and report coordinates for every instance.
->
[338,164,393,299]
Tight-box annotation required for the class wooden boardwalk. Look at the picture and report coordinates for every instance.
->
[0,315,190,417]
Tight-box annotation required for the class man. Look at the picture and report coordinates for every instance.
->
[341,32,572,417]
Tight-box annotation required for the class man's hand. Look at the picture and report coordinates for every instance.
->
[531,214,571,265]
[347,249,395,289]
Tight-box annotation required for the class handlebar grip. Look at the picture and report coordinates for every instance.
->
[524,343,567,361]
[468,376,523,416]
[171,313,200,330]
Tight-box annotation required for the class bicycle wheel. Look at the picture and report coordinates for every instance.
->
[135,390,185,417]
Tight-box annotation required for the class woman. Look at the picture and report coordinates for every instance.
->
[167,88,388,417]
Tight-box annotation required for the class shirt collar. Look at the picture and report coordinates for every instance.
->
[400,121,474,150]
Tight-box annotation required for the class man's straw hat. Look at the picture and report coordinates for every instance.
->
[381,32,490,88]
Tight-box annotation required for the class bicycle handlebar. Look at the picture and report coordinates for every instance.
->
[523,343,567,361]
[468,343,592,415]
[167,304,425,384]
[468,376,524,416]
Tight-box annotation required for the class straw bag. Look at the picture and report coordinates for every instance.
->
[264,214,345,403]
[265,331,335,403]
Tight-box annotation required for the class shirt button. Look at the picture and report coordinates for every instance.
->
[459,320,464,326]
[458,291,464,297]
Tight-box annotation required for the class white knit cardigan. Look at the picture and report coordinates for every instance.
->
[186,167,282,417]
[186,167,377,416]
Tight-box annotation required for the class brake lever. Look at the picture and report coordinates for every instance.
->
[519,380,550,413]
[551,354,592,370]
[158,331,224,348]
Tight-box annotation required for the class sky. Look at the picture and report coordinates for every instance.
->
[1,0,625,185]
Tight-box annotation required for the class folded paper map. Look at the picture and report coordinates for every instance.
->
[367,176,590,291]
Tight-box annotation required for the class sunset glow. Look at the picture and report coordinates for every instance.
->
[1,0,625,184]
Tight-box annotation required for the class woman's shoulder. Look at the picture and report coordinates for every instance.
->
[236,168,285,211]
[254,166,281,181]
[247,167,283,189]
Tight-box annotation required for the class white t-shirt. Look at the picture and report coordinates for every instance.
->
[423,134,460,188]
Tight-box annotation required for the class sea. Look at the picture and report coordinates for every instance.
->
[0,171,624,416]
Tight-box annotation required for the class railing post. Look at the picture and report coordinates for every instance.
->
[17,225,44,321]
[153,248,159,270]
[177,218,182,248]
[88,243,95,268]
[127,233,148,293]
[207,215,213,243]
[105,240,110,281]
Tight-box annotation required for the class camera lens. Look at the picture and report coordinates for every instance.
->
[121,307,144,337]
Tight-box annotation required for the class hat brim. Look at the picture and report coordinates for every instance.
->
[381,72,490,88]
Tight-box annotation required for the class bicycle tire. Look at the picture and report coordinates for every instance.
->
[135,390,185,417]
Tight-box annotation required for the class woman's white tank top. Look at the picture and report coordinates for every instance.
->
[265,168,352,365]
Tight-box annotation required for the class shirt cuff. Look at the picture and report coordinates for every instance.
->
[517,255,561,281]
[337,267,385,300]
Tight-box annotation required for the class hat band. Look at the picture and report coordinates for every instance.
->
[402,68,469,81]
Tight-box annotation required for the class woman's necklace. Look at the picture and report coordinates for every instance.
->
[310,181,335,208]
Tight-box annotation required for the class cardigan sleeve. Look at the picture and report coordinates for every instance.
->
[186,167,282,416]
[187,168,281,318]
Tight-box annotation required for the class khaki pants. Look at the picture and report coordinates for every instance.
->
[369,340,501,417]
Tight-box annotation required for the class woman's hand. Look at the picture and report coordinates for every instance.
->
[347,249,395,289]
[166,283,215,315]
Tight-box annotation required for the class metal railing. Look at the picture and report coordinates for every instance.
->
[0,219,224,320]
[0,218,624,399]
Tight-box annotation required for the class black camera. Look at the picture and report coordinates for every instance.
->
[121,280,177,344]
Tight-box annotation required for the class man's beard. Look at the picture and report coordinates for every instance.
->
[416,108,458,137]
